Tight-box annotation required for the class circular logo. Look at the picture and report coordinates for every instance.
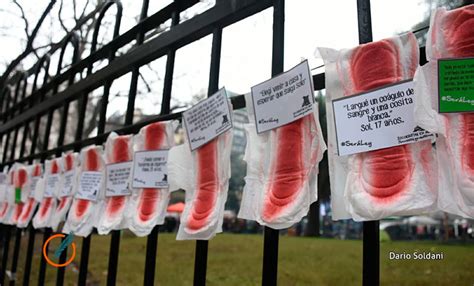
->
[43,234,76,267]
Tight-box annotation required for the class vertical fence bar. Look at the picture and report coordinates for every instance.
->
[160,0,180,116]
[72,3,122,285]
[193,240,209,286]
[0,88,8,173]
[55,237,68,286]
[8,228,22,286]
[0,87,7,114]
[192,24,222,286]
[9,74,31,286]
[75,7,104,285]
[94,4,123,286]
[8,77,25,162]
[5,75,27,286]
[18,76,30,159]
[2,132,11,165]
[0,226,12,285]
[262,0,284,285]
[37,228,52,285]
[55,34,80,286]
[37,69,61,286]
[125,0,149,125]
[0,87,13,286]
[123,1,157,285]
[356,1,380,286]
[143,226,158,286]
[38,34,77,285]
[0,223,5,282]
[22,55,50,286]
[2,86,13,165]
[36,128,50,286]
[21,226,35,286]
[106,231,121,286]
[77,236,91,286]
[139,1,181,285]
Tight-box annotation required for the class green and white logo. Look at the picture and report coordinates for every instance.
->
[438,58,474,113]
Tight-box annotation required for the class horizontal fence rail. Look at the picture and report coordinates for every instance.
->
[0,0,434,285]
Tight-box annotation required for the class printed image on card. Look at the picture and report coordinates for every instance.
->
[132,150,169,189]
[29,177,40,198]
[60,170,75,197]
[76,171,102,201]
[251,60,314,133]
[438,57,474,113]
[183,88,233,151]
[106,161,132,197]
[44,174,59,198]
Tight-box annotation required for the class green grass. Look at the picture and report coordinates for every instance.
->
[5,232,474,285]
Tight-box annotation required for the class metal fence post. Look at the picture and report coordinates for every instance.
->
[8,228,22,286]
[22,226,36,286]
[193,24,223,286]
[22,55,50,286]
[355,1,380,285]
[0,225,12,286]
[37,228,52,285]
[261,0,284,285]
[6,74,29,286]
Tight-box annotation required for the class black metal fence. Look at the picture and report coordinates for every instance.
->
[0,0,430,285]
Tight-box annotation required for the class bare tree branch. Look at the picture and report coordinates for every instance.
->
[12,0,30,39]
[2,1,102,89]
[79,0,90,20]
[138,71,152,93]
[58,0,70,33]
[0,0,57,90]
[72,0,78,22]
[83,97,102,137]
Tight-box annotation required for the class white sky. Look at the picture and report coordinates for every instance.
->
[0,0,442,118]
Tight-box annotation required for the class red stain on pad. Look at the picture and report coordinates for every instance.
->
[137,123,166,222]
[442,7,474,177]
[349,39,416,204]
[187,139,219,231]
[145,123,165,150]
[0,202,9,219]
[58,197,68,211]
[104,136,131,217]
[39,199,52,218]
[351,40,402,92]
[57,154,75,213]
[76,148,100,217]
[51,160,59,174]
[33,164,41,177]
[19,198,35,222]
[444,7,474,58]
[19,164,42,223]
[16,168,28,188]
[359,146,413,201]
[262,118,307,222]
[86,148,100,171]
[65,153,74,171]
[38,160,59,220]
[462,113,474,176]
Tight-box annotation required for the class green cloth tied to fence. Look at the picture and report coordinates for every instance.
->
[15,187,21,204]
